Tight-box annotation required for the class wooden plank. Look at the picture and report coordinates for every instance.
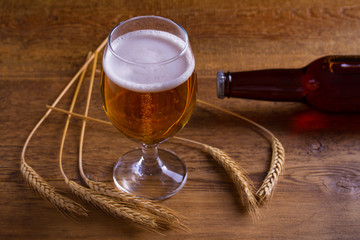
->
[2,0,360,239]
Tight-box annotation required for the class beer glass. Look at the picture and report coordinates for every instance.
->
[101,16,197,200]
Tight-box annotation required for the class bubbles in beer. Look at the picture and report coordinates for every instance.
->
[103,30,195,93]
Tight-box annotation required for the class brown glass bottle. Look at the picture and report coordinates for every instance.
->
[217,56,360,112]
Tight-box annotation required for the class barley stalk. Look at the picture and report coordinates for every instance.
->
[20,159,88,218]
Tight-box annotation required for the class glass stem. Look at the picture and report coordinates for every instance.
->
[139,144,162,175]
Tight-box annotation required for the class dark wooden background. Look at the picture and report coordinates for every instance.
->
[2,0,360,239]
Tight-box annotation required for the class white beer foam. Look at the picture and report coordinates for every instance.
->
[103,30,195,93]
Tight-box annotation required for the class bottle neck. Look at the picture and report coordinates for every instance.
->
[217,69,305,101]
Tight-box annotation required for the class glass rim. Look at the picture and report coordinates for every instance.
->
[107,15,190,65]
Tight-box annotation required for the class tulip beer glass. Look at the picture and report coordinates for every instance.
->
[101,16,197,199]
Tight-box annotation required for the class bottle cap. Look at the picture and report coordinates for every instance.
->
[217,71,226,99]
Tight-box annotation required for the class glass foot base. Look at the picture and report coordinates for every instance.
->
[113,148,187,200]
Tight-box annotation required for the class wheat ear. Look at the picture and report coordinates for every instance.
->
[20,159,88,218]
[256,137,285,203]
[202,145,259,216]
[174,137,259,219]
[85,179,187,227]
[67,180,169,232]
[196,100,285,204]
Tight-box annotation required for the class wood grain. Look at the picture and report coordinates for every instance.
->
[2,0,360,239]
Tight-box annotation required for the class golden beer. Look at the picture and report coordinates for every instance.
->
[101,16,196,200]
[101,28,197,145]
[101,70,197,145]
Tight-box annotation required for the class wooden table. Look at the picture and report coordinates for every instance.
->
[2,0,360,239]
